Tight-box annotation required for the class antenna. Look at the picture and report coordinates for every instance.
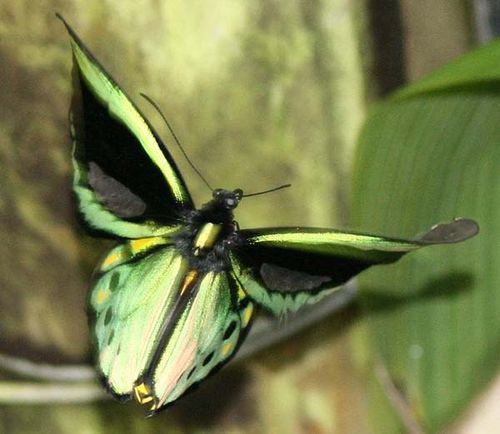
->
[243,184,291,198]
[140,93,213,192]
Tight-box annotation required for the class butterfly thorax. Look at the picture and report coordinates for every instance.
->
[172,188,243,272]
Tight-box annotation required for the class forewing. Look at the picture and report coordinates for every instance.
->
[89,245,189,397]
[231,219,478,315]
[150,271,255,412]
[60,16,193,238]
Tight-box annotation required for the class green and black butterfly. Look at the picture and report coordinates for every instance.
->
[58,15,478,415]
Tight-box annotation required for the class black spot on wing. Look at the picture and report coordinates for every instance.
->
[223,321,237,340]
[88,162,147,218]
[109,273,120,292]
[187,366,197,380]
[260,263,331,293]
[202,352,215,367]
[104,307,113,325]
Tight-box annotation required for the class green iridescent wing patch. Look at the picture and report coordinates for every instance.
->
[231,219,478,315]
[60,17,192,238]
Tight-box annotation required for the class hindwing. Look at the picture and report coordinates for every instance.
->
[90,245,188,396]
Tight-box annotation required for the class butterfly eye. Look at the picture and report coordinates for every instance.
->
[233,189,243,200]
[213,189,224,198]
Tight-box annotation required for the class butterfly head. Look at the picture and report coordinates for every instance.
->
[212,188,243,210]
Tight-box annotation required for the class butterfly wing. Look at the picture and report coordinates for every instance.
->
[148,271,254,413]
[91,241,255,413]
[90,242,188,397]
[230,219,479,315]
[60,16,193,238]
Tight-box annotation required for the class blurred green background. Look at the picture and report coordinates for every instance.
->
[0,1,499,433]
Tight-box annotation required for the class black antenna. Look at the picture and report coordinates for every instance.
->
[243,184,291,198]
[140,93,213,192]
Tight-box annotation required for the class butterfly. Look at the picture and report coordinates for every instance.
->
[58,15,479,415]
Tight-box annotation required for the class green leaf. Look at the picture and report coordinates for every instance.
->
[394,39,500,98]
[352,39,500,432]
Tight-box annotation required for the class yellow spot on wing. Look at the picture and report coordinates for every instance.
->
[237,286,247,300]
[242,304,254,328]
[222,342,234,357]
[95,288,108,305]
[101,252,122,269]
[129,237,165,253]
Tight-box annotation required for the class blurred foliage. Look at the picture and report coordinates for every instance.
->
[352,37,500,432]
